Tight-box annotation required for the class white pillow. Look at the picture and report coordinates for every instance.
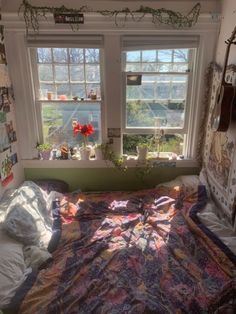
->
[197,201,236,255]
[0,227,31,308]
[157,175,201,189]
[0,181,53,248]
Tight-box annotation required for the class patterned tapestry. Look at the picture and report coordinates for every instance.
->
[202,63,236,224]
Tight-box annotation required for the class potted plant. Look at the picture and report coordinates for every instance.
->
[136,143,149,161]
[73,121,95,160]
[94,144,105,160]
[36,143,52,160]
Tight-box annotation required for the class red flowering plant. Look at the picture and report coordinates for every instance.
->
[72,121,95,147]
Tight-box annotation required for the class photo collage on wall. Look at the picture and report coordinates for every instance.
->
[0,27,18,187]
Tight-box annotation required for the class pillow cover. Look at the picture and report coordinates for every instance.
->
[197,201,236,255]
[33,179,69,194]
[157,175,201,189]
[0,181,53,248]
[3,205,40,245]
[0,227,31,308]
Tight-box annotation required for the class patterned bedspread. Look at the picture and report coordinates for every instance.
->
[11,185,236,313]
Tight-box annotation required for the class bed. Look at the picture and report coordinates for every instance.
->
[0,177,236,314]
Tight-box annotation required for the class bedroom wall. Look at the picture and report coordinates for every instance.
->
[0,0,24,199]
[25,167,198,192]
[2,0,220,192]
[202,0,236,223]
[2,0,221,14]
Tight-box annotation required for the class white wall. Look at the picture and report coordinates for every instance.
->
[0,0,24,198]
[2,0,221,14]
[216,0,236,65]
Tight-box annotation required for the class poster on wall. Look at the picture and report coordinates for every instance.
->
[5,120,17,143]
[0,148,13,186]
[0,87,11,112]
[0,124,10,152]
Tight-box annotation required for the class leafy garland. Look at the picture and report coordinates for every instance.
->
[19,0,201,33]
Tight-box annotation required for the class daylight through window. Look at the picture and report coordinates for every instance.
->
[122,48,196,156]
[33,47,102,147]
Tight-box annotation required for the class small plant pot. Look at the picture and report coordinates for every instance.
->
[40,150,51,160]
[94,147,103,160]
[80,147,91,160]
[137,146,148,161]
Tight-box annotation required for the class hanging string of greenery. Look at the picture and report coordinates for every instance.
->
[98,4,201,28]
[18,0,89,32]
[19,0,201,33]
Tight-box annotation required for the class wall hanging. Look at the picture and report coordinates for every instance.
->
[19,0,201,34]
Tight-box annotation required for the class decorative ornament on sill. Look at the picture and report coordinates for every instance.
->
[19,0,201,34]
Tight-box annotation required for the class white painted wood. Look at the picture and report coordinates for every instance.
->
[22,158,199,168]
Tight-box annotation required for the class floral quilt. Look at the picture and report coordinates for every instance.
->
[11,185,236,314]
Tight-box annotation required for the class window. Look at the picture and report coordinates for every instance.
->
[31,46,102,148]
[122,36,198,157]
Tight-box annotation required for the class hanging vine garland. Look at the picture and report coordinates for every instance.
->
[18,0,89,32]
[19,0,201,33]
[99,4,201,28]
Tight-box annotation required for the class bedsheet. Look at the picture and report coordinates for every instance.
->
[9,185,236,314]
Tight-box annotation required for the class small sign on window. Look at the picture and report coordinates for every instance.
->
[54,13,84,24]
[127,75,142,86]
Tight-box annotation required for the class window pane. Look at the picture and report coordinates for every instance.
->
[174,49,188,62]
[158,50,172,62]
[126,73,187,128]
[156,83,170,99]
[126,86,141,99]
[38,64,53,82]
[55,65,69,82]
[85,64,100,82]
[53,48,68,63]
[86,83,101,99]
[142,63,157,72]
[40,83,55,95]
[126,101,154,127]
[56,84,70,98]
[36,47,102,149]
[123,133,184,155]
[172,64,188,72]
[126,51,141,62]
[85,49,99,63]
[141,84,154,99]
[70,65,84,82]
[42,102,101,147]
[167,101,185,127]
[171,83,187,99]
[37,48,52,63]
[171,76,187,99]
[69,48,84,63]
[71,84,86,99]
[142,50,156,62]
[126,63,141,72]
[158,64,172,72]
[126,100,185,128]
[142,75,156,82]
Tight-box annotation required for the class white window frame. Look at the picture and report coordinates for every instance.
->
[29,46,104,145]
[121,44,197,158]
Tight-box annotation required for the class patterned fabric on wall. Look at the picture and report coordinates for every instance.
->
[203,63,236,226]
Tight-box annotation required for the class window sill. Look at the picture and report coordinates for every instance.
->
[22,159,199,169]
